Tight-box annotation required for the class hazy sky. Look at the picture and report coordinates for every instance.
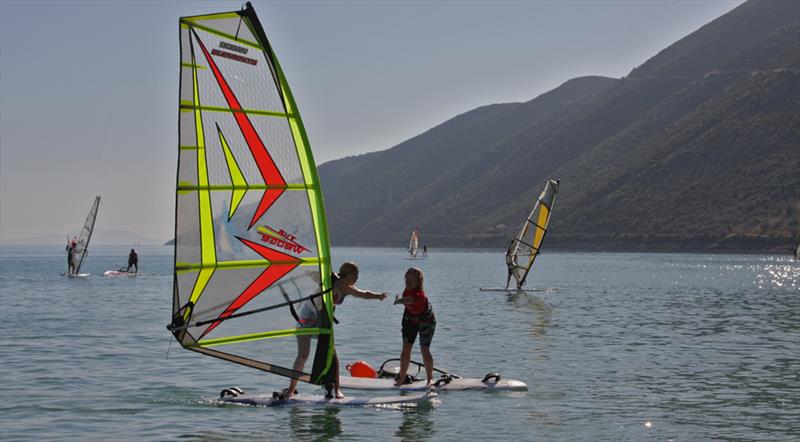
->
[0,0,743,242]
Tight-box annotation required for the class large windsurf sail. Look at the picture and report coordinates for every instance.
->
[408,228,420,257]
[507,179,559,289]
[72,195,100,274]
[169,2,335,386]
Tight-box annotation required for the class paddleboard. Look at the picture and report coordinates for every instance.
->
[104,270,138,277]
[218,390,436,407]
[64,273,90,278]
[479,287,556,292]
[340,375,527,391]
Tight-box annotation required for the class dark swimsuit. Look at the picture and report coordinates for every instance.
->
[401,289,436,347]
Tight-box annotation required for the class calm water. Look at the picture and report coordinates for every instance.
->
[0,245,798,441]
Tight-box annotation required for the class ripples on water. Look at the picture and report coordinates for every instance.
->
[0,245,798,440]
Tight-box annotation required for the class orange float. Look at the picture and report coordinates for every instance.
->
[346,360,377,378]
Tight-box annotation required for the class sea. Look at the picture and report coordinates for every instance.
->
[0,245,798,441]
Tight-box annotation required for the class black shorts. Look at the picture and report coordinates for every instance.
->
[402,312,436,347]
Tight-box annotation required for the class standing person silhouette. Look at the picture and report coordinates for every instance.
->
[66,237,77,275]
[126,249,139,274]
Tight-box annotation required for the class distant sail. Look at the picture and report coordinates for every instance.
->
[408,228,420,257]
[507,180,559,289]
[73,196,101,274]
[169,2,335,386]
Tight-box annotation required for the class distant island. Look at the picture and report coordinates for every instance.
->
[3,230,165,246]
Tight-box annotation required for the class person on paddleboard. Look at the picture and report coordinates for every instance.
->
[126,249,138,274]
[393,267,436,387]
[281,261,388,400]
[66,237,77,275]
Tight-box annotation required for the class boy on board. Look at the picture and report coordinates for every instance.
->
[66,237,77,275]
[126,249,138,274]
[504,239,515,290]
[393,267,436,387]
[281,262,387,400]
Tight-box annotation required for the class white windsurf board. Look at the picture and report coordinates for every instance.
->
[339,376,527,391]
[104,270,137,277]
[218,390,436,407]
[479,287,556,292]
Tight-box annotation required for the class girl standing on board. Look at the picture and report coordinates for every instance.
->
[282,261,387,400]
[393,267,436,386]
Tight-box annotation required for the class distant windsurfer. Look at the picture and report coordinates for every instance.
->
[393,267,436,387]
[126,249,139,274]
[66,237,77,275]
[504,239,515,290]
[281,261,387,400]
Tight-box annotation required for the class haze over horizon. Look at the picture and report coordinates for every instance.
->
[0,0,744,242]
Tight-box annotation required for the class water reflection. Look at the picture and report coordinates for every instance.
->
[506,291,552,338]
[288,406,342,441]
[395,407,435,441]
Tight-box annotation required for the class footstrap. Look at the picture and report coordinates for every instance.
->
[434,374,453,387]
[482,373,501,383]
[219,386,244,398]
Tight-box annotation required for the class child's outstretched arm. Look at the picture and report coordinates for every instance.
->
[346,286,388,300]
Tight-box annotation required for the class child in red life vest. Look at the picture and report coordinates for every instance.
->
[393,267,435,386]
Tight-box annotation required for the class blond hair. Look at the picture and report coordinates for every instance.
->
[338,262,359,279]
[406,267,424,290]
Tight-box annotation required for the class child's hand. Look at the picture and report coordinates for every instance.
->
[378,292,388,300]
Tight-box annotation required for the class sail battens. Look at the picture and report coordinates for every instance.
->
[515,238,540,253]
[177,184,315,191]
[525,219,548,232]
[180,20,262,50]
[172,2,335,384]
[180,102,293,118]
[196,327,331,348]
[176,258,322,272]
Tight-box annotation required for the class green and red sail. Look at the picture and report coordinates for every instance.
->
[171,2,335,385]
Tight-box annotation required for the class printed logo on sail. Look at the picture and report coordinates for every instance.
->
[256,225,308,255]
[212,42,257,65]
[219,41,248,54]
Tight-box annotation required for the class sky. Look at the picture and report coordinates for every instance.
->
[0,0,744,243]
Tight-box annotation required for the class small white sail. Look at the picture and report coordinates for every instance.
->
[408,228,420,257]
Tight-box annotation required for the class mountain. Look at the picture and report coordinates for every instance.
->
[319,76,618,242]
[318,0,800,252]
